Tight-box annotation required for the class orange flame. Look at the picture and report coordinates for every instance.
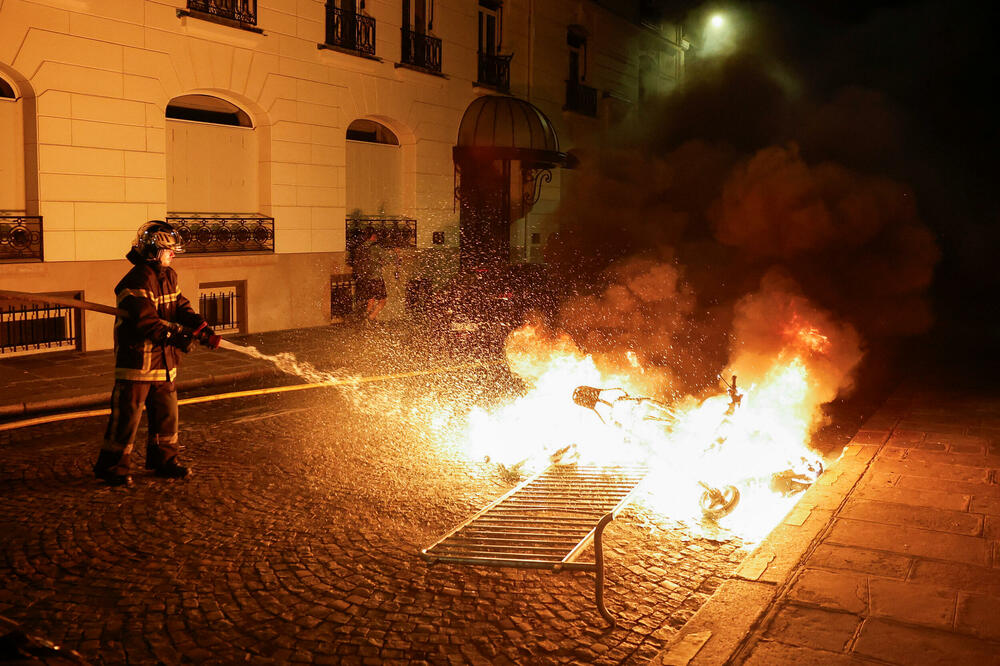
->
[451,316,844,544]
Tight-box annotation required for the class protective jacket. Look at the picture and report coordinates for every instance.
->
[113,248,205,382]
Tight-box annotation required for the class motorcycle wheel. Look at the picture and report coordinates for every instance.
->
[699,484,741,520]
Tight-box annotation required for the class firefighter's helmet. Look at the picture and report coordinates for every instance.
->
[134,220,184,261]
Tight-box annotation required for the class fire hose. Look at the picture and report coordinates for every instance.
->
[0,289,493,430]
[0,289,125,318]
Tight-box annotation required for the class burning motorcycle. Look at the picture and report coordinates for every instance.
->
[570,377,824,520]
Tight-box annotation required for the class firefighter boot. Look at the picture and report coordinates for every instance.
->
[153,458,190,479]
[93,450,133,487]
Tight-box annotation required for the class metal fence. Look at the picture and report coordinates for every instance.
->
[186,0,257,24]
[325,4,376,57]
[401,28,442,72]
[330,274,356,321]
[0,301,78,356]
[0,215,43,262]
[477,52,512,92]
[565,81,598,117]
[166,215,274,254]
[198,290,240,332]
[346,217,417,251]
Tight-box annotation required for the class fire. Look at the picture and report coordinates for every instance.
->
[455,321,842,544]
[786,313,831,354]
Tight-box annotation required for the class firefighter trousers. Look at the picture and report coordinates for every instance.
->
[95,379,179,476]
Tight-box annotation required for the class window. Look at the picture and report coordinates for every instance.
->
[638,54,655,103]
[324,0,376,57]
[476,1,510,90]
[0,75,27,220]
[198,281,245,334]
[166,95,259,219]
[567,26,587,83]
[346,120,403,217]
[346,119,399,145]
[400,0,441,71]
[403,0,430,33]
[478,0,501,55]
[0,292,82,357]
[565,27,597,116]
[166,95,252,127]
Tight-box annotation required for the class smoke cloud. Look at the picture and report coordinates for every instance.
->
[540,13,941,404]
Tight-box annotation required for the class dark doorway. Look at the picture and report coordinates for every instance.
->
[457,158,510,271]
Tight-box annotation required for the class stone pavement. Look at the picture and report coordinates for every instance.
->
[653,373,1000,665]
[1,338,749,664]
[3,325,1000,664]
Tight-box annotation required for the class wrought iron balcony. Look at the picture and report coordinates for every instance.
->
[346,217,417,251]
[186,0,257,26]
[324,4,376,57]
[565,80,598,117]
[401,28,442,73]
[166,214,274,254]
[477,52,512,92]
[0,215,43,262]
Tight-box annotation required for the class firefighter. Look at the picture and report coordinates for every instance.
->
[93,220,221,487]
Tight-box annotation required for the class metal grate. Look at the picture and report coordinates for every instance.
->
[330,274,356,320]
[422,463,647,625]
[199,290,240,332]
[0,301,79,356]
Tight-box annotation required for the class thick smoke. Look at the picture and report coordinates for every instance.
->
[541,18,940,403]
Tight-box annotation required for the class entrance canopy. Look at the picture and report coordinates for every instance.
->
[454,95,568,167]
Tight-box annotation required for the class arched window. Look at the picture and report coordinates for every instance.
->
[345,119,402,216]
[346,119,399,145]
[166,94,257,214]
[0,77,15,99]
[166,94,252,127]
[0,74,25,214]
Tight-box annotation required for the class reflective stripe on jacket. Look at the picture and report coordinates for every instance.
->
[113,248,205,382]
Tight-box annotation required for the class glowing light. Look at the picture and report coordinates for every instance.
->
[709,13,726,29]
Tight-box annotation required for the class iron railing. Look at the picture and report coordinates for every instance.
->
[330,274,356,320]
[0,215,43,262]
[325,5,376,57]
[401,28,442,72]
[199,290,240,332]
[186,0,257,25]
[565,81,598,117]
[166,214,274,254]
[477,52,512,92]
[0,301,78,356]
[346,217,417,251]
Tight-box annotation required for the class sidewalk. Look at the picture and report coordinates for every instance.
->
[653,373,1000,665]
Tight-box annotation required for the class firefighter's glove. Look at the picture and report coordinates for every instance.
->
[193,322,221,350]
[164,328,194,353]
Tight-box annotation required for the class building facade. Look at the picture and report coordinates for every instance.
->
[0,0,685,354]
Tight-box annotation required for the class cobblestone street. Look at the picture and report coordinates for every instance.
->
[0,366,750,665]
